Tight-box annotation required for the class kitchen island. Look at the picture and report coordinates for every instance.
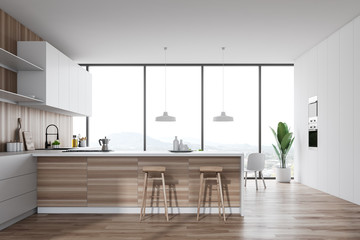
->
[32,151,244,216]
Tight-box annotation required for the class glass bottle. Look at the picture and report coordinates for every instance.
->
[72,135,78,148]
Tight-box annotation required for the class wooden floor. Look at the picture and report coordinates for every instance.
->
[1,180,360,240]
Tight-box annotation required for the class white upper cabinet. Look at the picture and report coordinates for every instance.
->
[17,41,92,116]
[58,52,70,110]
[69,61,79,113]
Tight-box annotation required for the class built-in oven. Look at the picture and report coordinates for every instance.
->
[308,96,318,148]
[308,123,318,148]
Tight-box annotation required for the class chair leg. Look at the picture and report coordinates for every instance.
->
[217,172,226,222]
[260,171,266,189]
[245,171,247,187]
[197,172,204,221]
[140,172,148,221]
[161,172,169,221]
[255,171,258,190]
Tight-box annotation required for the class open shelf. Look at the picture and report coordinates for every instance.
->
[0,89,43,104]
[0,48,43,72]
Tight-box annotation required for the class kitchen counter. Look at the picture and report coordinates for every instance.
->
[33,151,244,216]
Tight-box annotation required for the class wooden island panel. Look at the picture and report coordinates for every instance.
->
[87,157,138,206]
[37,157,87,207]
[37,156,242,210]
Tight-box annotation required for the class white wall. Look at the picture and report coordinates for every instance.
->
[295,16,360,205]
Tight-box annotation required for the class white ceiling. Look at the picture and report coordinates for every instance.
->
[1,0,360,64]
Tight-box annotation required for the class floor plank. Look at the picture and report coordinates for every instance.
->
[1,180,359,239]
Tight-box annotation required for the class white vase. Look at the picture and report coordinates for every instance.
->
[276,167,291,183]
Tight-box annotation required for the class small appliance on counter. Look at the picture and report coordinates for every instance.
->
[99,137,110,151]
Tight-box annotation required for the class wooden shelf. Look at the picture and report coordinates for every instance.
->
[0,89,43,104]
[0,48,43,72]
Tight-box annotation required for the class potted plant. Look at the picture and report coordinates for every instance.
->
[270,122,294,182]
[52,139,60,149]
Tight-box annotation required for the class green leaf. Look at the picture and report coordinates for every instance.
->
[280,132,292,152]
[283,122,289,133]
[270,127,282,151]
[285,137,295,155]
[277,122,288,143]
[272,144,281,161]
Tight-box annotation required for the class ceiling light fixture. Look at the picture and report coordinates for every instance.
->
[213,47,233,122]
[156,47,176,122]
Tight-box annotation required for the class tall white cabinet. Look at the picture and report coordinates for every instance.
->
[295,16,360,205]
[17,41,92,116]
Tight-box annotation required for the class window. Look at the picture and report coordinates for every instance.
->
[204,66,259,155]
[146,66,201,151]
[261,66,294,177]
[72,116,86,140]
[78,64,294,178]
[88,66,143,150]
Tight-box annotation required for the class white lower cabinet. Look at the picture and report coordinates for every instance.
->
[0,154,37,230]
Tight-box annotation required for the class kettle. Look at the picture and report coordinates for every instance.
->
[99,137,110,151]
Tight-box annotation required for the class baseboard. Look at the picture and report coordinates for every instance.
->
[38,207,242,215]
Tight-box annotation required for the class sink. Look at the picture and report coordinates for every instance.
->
[62,149,113,152]
[36,148,71,150]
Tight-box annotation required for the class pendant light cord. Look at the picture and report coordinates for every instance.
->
[222,47,225,112]
[164,47,167,112]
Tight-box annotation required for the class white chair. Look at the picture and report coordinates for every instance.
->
[244,153,266,190]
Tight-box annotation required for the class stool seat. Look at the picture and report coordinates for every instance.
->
[200,166,223,172]
[143,166,166,172]
[197,166,226,222]
[140,166,168,221]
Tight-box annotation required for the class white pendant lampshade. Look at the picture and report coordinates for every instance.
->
[214,47,233,122]
[156,47,176,122]
[213,111,234,121]
[156,111,176,121]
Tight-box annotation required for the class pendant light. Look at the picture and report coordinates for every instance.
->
[156,47,176,121]
[213,47,234,121]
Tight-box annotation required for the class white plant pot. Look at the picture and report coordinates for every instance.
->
[276,167,291,183]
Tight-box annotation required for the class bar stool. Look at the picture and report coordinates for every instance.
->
[197,166,226,222]
[140,166,169,221]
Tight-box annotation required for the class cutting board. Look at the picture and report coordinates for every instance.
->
[23,131,35,151]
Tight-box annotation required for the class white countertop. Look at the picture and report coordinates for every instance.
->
[31,150,243,157]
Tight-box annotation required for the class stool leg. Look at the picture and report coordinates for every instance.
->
[143,173,149,217]
[197,172,204,221]
[140,172,148,221]
[161,172,169,221]
[216,175,222,218]
[217,172,226,222]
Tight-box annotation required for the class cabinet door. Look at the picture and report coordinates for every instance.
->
[58,52,70,110]
[0,154,36,181]
[88,158,138,206]
[78,68,87,115]
[85,71,92,116]
[37,157,87,207]
[45,43,59,107]
[69,62,79,113]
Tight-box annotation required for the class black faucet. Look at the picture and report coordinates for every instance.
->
[45,124,59,149]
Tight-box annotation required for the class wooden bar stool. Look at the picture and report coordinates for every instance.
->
[197,166,226,222]
[140,166,169,221]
